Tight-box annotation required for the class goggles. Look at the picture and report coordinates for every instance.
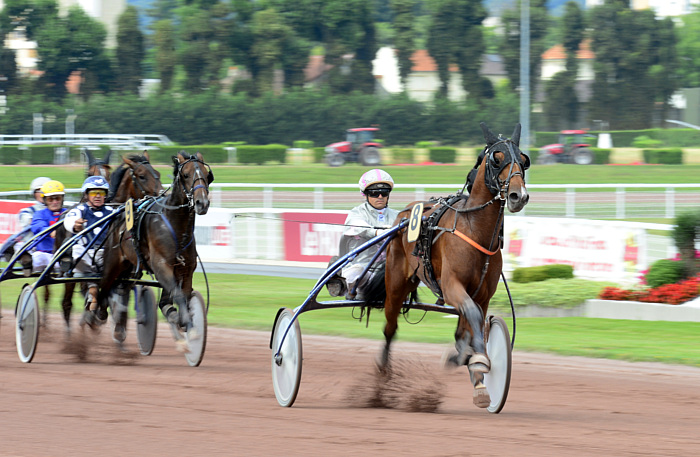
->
[366,189,391,198]
[88,189,107,198]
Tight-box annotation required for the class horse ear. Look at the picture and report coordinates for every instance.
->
[84,149,96,166]
[196,151,204,162]
[143,150,150,162]
[172,155,179,166]
[480,122,499,146]
[103,148,112,164]
[178,150,187,163]
[123,155,134,167]
[511,123,522,146]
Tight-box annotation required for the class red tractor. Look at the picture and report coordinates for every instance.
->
[324,127,383,167]
[538,130,596,165]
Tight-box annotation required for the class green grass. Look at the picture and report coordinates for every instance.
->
[2,162,700,192]
[5,273,698,367]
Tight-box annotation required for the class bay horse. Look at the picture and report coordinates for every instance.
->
[55,152,163,331]
[97,151,212,348]
[379,122,529,408]
[84,149,113,181]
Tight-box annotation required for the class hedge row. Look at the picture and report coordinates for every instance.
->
[512,264,574,283]
[642,148,684,164]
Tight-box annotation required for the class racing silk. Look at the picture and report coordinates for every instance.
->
[342,202,400,271]
[30,207,67,252]
[18,203,46,229]
[63,203,116,247]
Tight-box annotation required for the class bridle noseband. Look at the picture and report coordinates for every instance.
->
[175,157,212,207]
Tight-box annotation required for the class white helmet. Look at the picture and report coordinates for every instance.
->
[359,169,394,194]
[30,177,51,192]
[81,176,110,193]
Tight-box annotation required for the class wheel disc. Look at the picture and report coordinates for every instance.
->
[483,315,512,413]
[271,308,302,407]
[184,291,207,367]
[136,286,158,356]
[16,284,40,363]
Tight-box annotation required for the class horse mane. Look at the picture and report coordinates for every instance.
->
[107,153,151,202]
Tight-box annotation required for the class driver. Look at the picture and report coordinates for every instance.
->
[341,169,400,298]
[63,176,116,327]
[29,180,67,273]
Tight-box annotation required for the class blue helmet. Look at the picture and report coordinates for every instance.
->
[81,176,110,194]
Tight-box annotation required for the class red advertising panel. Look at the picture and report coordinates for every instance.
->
[283,212,347,262]
[0,200,33,243]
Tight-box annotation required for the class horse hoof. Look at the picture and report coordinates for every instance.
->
[468,353,491,374]
[473,385,491,408]
[175,340,190,353]
[441,349,460,370]
[113,325,127,344]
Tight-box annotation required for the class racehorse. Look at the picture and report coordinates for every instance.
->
[84,149,113,180]
[97,151,212,348]
[378,122,529,408]
[55,152,163,331]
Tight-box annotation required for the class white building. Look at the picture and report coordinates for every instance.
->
[586,0,700,17]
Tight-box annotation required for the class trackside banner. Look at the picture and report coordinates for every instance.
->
[283,212,347,262]
[0,200,34,243]
[503,217,646,283]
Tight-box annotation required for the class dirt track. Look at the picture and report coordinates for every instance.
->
[1,312,699,457]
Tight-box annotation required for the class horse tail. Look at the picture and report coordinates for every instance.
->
[362,263,387,305]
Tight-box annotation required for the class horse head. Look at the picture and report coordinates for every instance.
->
[173,151,213,215]
[472,122,530,213]
[85,148,113,180]
[120,151,163,200]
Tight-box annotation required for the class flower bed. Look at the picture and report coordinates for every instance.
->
[599,276,700,305]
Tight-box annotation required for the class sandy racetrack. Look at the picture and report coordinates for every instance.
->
[1,312,699,457]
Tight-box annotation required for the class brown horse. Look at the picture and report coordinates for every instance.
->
[56,152,163,331]
[379,122,529,408]
[97,151,212,348]
[84,149,113,180]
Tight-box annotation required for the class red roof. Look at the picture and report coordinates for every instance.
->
[410,49,458,72]
[542,39,594,61]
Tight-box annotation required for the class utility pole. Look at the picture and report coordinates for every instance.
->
[520,0,530,158]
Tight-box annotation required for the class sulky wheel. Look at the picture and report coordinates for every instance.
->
[136,286,158,356]
[16,283,40,363]
[483,315,512,414]
[184,290,207,367]
[271,308,302,407]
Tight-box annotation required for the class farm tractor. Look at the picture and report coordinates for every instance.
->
[538,130,597,165]
[324,127,383,167]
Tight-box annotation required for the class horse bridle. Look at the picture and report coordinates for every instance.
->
[128,160,161,197]
[175,157,212,207]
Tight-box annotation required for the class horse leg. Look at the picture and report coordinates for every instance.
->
[110,283,130,347]
[151,263,189,349]
[380,246,412,373]
[61,282,75,334]
[443,281,490,408]
[41,286,50,328]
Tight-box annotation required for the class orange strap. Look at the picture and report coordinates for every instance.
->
[452,230,499,256]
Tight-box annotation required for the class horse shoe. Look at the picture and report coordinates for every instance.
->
[467,353,491,373]
[473,382,491,408]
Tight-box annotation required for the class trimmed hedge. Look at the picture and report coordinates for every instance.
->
[645,259,685,288]
[236,144,289,165]
[0,146,23,164]
[512,264,574,283]
[313,147,326,163]
[293,140,314,149]
[642,148,684,164]
[391,148,414,164]
[428,147,456,163]
[592,148,611,164]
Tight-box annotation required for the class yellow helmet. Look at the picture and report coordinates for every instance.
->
[40,180,65,197]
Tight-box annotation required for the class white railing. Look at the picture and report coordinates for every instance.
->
[207,183,700,220]
[0,134,173,150]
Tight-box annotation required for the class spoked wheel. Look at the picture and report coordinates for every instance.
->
[135,286,158,356]
[483,315,512,414]
[183,290,207,367]
[16,284,40,363]
[271,308,302,407]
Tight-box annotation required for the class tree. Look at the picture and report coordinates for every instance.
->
[116,6,145,94]
[676,10,700,88]
[589,3,679,129]
[543,1,584,129]
[0,0,59,40]
[34,6,109,100]
[427,0,490,104]
[499,0,550,95]
[177,5,212,92]
[390,0,417,91]
[154,19,176,93]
